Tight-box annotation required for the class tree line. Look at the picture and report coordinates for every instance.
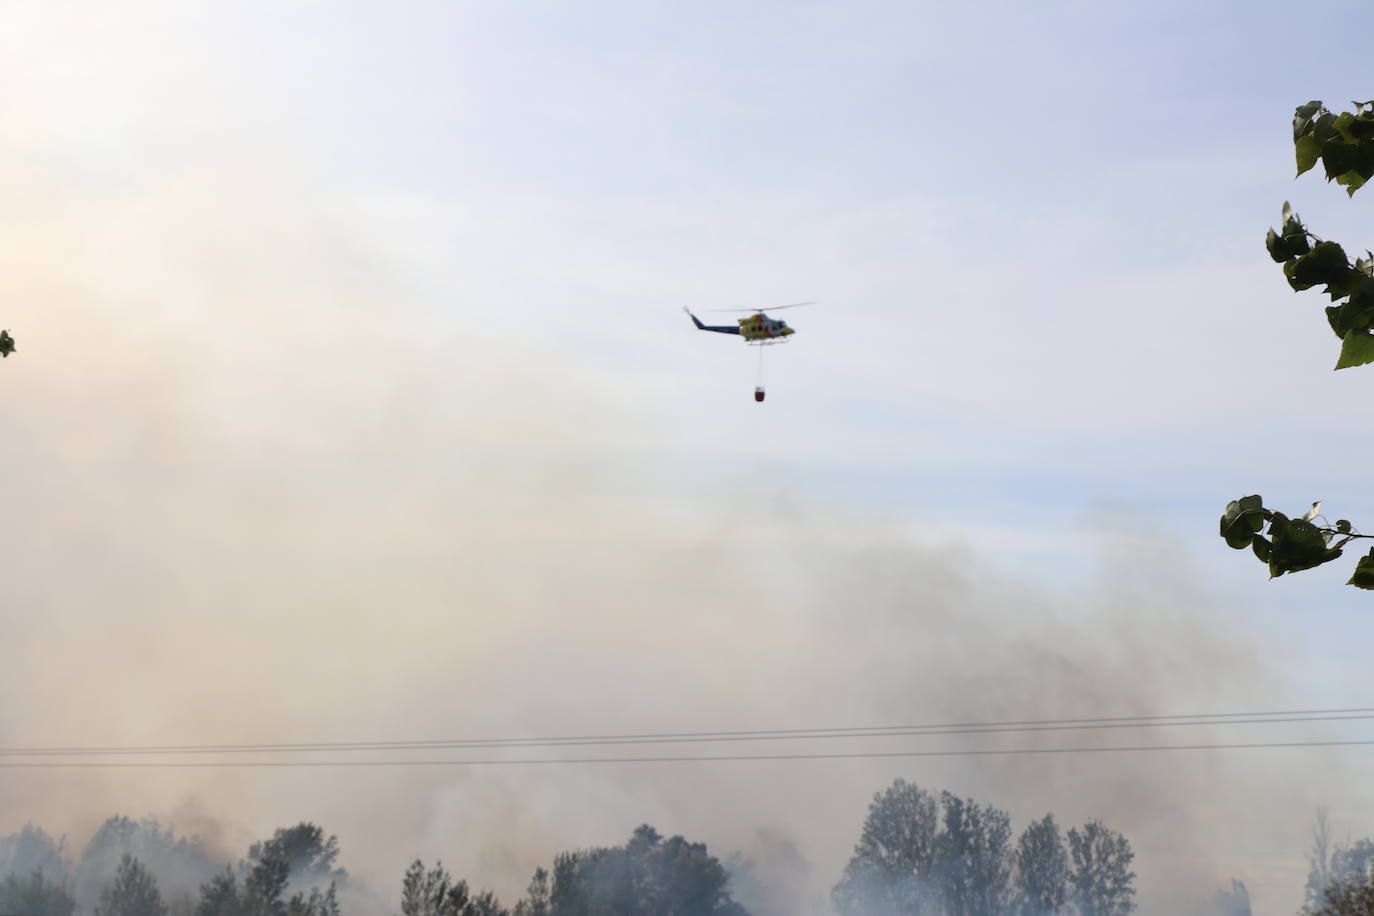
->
[0,818,345,916]
[43,778,1352,915]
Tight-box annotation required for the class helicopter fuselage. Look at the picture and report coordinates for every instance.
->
[736,313,794,342]
[685,310,794,342]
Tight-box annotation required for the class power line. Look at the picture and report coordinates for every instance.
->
[1,706,1372,758]
[0,738,1373,768]
[5,712,1374,757]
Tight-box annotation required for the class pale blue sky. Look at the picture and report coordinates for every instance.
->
[3,3,1374,913]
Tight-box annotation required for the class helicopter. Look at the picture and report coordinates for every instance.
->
[684,303,811,401]
[0,330,14,358]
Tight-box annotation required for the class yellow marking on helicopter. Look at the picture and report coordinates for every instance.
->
[737,313,797,342]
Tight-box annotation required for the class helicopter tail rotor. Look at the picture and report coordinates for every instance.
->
[682,307,708,330]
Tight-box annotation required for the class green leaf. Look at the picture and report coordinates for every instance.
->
[1335,330,1374,369]
[1287,259,1318,291]
[1350,118,1374,140]
[1252,535,1272,563]
[1292,242,1350,286]
[1237,495,1266,532]
[1268,513,1343,577]
[1266,228,1290,262]
[1323,140,1357,180]
[1294,101,1323,140]
[1221,496,1266,548]
[1354,145,1374,181]
[1327,299,1374,337]
[1281,208,1305,238]
[1348,549,1374,590]
[1284,230,1311,256]
[1326,294,1374,337]
[1296,134,1322,176]
[1315,113,1340,142]
[1321,271,1362,301]
[1327,304,1344,336]
[1337,520,1352,534]
[1335,112,1358,141]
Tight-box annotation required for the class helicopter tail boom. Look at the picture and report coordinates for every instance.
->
[683,308,740,335]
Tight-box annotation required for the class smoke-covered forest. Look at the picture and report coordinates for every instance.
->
[4,779,1368,915]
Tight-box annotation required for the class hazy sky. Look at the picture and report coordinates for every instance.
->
[3,2,1374,914]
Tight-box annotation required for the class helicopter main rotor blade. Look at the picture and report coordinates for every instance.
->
[703,301,816,313]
